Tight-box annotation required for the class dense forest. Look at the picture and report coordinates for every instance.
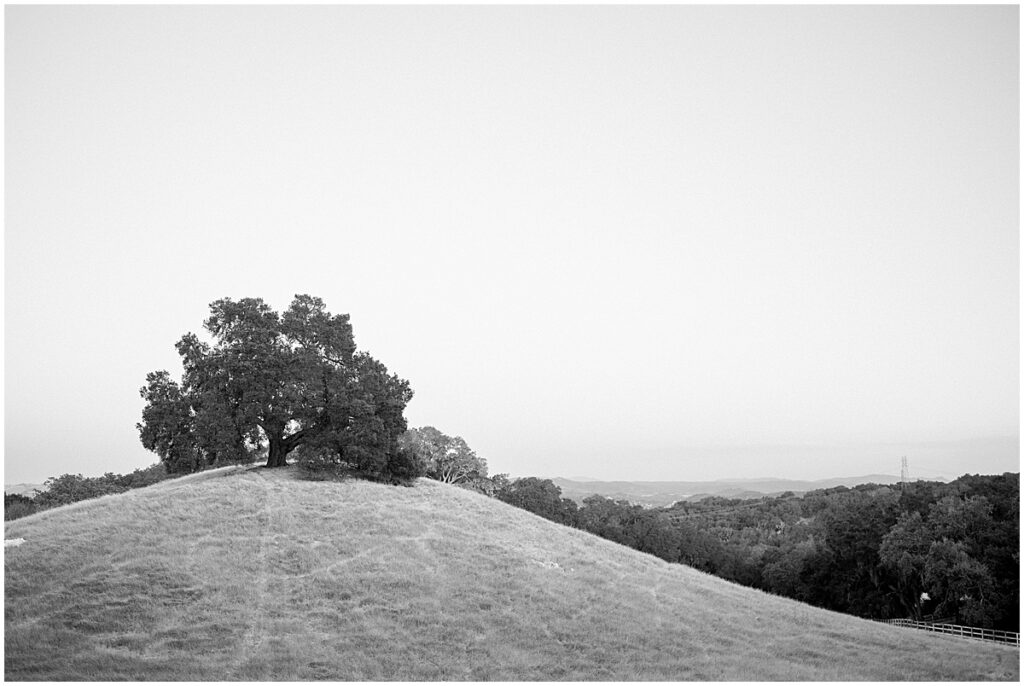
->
[491,473,1019,632]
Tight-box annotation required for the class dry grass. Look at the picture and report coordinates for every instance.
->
[4,466,1019,680]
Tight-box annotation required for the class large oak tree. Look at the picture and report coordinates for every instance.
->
[138,295,413,477]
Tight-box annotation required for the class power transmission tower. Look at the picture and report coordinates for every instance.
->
[900,456,909,490]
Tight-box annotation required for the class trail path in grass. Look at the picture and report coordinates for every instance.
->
[4,466,1020,681]
[229,468,273,679]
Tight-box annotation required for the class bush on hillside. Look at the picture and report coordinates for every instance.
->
[111,463,170,490]
[496,477,578,526]
[295,444,424,486]
[378,447,425,485]
[456,474,502,496]
[33,473,125,507]
[293,445,339,477]
[4,493,40,521]
[24,463,171,510]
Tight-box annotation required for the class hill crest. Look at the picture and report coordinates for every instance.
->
[4,467,1017,680]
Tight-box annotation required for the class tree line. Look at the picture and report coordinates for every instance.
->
[482,471,1019,633]
[4,464,170,520]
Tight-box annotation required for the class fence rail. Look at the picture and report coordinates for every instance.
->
[883,619,1020,647]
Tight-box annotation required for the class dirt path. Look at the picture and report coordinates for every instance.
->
[229,470,273,679]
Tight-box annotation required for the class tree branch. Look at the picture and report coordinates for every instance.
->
[283,428,307,451]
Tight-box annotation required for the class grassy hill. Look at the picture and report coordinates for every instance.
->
[4,466,1019,681]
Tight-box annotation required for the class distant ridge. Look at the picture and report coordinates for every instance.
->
[4,483,44,497]
[553,474,923,507]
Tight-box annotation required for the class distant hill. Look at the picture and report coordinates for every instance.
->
[4,483,44,497]
[553,474,915,507]
[4,467,1014,680]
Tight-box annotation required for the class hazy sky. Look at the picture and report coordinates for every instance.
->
[5,5,1019,485]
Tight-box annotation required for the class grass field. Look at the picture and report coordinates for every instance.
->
[4,466,1019,680]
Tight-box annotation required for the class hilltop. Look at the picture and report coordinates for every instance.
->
[4,466,1018,680]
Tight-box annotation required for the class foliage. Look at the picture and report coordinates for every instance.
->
[293,445,346,479]
[879,511,933,618]
[379,446,426,485]
[574,495,681,562]
[113,463,170,490]
[33,473,128,507]
[399,426,487,484]
[9,464,172,515]
[295,442,424,486]
[879,493,1014,628]
[487,473,512,494]
[495,477,578,526]
[450,472,511,497]
[4,493,40,521]
[816,488,902,617]
[138,370,207,474]
[138,295,413,481]
[453,475,499,496]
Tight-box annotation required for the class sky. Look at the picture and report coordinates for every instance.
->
[4,4,1020,485]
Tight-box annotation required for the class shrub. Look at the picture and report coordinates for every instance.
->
[27,463,170,510]
[4,493,40,521]
[295,443,424,486]
[112,463,169,489]
[33,473,125,507]
[294,445,349,480]
[379,447,425,486]
[496,477,578,526]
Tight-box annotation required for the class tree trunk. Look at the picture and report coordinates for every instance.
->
[264,427,306,468]
[267,436,288,468]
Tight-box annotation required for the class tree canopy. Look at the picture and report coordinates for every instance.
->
[399,426,488,484]
[138,295,414,479]
[495,477,578,526]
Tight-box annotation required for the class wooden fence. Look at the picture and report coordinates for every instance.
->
[883,619,1019,647]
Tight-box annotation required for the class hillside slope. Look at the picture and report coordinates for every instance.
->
[4,467,1018,681]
